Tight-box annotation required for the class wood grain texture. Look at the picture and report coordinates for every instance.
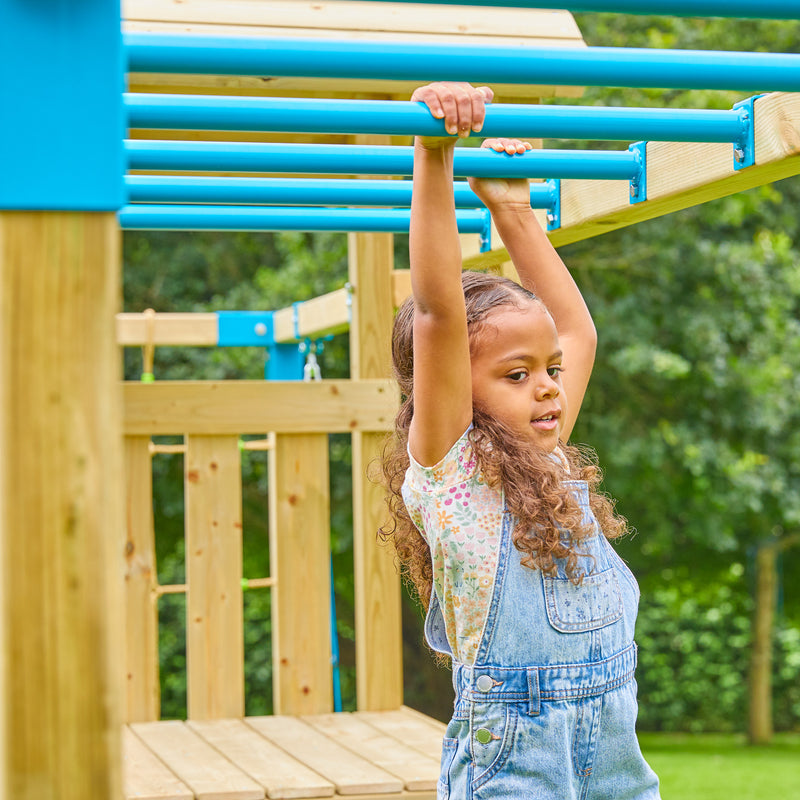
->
[185,436,245,719]
[123,380,399,435]
[0,211,123,799]
[269,435,333,715]
[122,727,193,800]
[347,161,403,711]
[124,436,161,722]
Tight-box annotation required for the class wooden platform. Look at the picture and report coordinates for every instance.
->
[123,707,446,800]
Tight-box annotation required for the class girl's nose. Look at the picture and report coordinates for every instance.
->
[537,376,559,399]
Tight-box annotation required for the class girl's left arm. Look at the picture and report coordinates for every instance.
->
[470,140,597,441]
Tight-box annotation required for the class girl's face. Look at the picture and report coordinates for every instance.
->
[470,302,566,452]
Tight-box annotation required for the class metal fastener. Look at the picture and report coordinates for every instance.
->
[476,675,494,692]
[475,728,493,745]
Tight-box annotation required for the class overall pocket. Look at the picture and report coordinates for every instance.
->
[470,701,519,791]
[543,567,623,633]
[437,737,458,800]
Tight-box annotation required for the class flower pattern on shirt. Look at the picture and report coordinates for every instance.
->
[402,428,504,665]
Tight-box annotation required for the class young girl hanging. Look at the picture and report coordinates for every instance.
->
[381,82,661,800]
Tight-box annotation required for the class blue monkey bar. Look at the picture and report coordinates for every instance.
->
[340,0,800,19]
[118,204,491,235]
[125,94,750,144]
[125,175,559,210]
[126,141,641,181]
[125,33,800,92]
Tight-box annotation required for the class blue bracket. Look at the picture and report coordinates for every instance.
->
[628,142,647,205]
[266,342,306,380]
[479,209,492,252]
[217,311,274,346]
[732,96,760,171]
[545,179,561,231]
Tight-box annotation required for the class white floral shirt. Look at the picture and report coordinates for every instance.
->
[402,428,504,665]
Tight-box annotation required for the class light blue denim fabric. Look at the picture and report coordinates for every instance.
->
[428,481,661,800]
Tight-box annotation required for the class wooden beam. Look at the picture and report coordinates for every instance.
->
[272,287,351,343]
[123,436,160,722]
[269,434,334,714]
[123,379,399,434]
[347,136,404,711]
[185,435,245,719]
[0,212,122,798]
[116,312,217,346]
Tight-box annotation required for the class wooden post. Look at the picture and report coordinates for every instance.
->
[123,436,160,722]
[269,434,333,714]
[348,134,403,709]
[0,211,123,799]
[185,435,245,719]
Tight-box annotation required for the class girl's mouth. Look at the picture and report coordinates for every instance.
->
[531,413,559,431]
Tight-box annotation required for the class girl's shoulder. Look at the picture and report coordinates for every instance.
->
[404,425,480,494]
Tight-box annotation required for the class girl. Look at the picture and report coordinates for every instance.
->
[382,83,661,799]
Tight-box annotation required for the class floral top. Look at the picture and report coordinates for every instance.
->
[402,427,504,665]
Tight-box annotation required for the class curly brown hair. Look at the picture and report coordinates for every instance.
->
[380,271,628,611]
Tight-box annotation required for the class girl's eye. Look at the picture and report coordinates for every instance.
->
[507,370,527,382]
[547,366,564,378]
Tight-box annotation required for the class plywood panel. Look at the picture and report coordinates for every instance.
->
[185,435,245,719]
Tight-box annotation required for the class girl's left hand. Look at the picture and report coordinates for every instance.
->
[468,138,533,209]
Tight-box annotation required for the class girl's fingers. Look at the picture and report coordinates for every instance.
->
[413,82,492,137]
[482,138,533,155]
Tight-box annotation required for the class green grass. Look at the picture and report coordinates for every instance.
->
[640,733,800,800]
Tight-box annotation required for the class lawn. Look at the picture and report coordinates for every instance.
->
[640,733,800,800]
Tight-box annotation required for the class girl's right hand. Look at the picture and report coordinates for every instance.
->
[469,138,533,209]
[411,82,494,149]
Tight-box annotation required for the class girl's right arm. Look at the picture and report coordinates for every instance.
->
[407,83,492,466]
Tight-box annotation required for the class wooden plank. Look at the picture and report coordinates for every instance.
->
[357,709,446,761]
[117,313,218,346]
[185,435,245,719]
[123,726,194,800]
[0,211,122,798]
[132,720,264,799]
[272,288,351,344]
[123,380,399,435]
[269,434,333,715]
[347,156,403,712]
[246,716,403,795]
[188,718,335,799]
[303,713,439,792]
[124,0,583,41]
[124,436,161,722]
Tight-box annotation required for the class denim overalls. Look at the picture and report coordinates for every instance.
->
[425,480,661,800]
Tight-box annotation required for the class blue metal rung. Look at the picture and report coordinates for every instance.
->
[628,142,647,205]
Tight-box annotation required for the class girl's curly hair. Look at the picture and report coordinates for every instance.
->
[380,271,628,610]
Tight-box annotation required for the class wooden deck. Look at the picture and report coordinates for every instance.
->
[123,707,445,800]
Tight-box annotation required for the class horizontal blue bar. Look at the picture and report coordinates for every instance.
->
[125,33,800,92]
[118,204,490,233]
[125,175,558,209]
[125,94,747,143]
[125,141,640,180]
[325,1,800,19]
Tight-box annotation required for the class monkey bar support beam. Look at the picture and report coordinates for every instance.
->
[125,33,800,92]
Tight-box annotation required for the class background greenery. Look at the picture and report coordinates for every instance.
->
[122,12,800,733]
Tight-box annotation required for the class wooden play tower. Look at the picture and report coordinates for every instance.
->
[1,1,799,799]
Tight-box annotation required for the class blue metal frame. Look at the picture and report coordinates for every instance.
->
[126,93,751,144]
[628,142,648,204]
[126,141,640,181]
[546,180,562,231]
[2,0,125,210]
[732,96,760,170]
[125,175,559,210]
[125,33,800,92]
